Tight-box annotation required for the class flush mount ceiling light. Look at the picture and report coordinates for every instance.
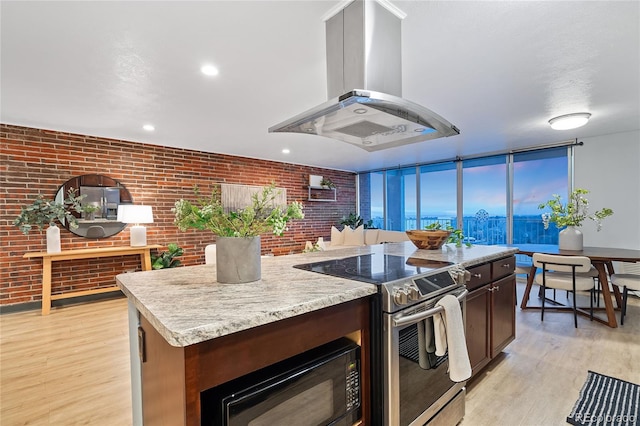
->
[548,112,591,130]
[200,64,219,76]
[142,124,155,131]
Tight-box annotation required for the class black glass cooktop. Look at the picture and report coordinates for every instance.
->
[293,254,453,285]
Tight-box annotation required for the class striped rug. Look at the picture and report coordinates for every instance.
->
[567,371,639,426]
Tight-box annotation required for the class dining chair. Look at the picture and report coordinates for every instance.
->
[85,225,106,238]
[610,273,640,325]
[529,261,598,302]
[532,253,595,328]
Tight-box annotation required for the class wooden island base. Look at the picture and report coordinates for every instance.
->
[139,297,371,426]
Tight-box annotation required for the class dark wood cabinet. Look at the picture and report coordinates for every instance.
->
[465,256,516,377]
[466,284,491,375]
[490,275,516,358]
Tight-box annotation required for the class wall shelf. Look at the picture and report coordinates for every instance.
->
[307,186,336,202]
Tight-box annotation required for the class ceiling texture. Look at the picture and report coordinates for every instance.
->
[2,1,639,173]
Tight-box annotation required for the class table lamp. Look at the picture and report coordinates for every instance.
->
[117,205,154,247]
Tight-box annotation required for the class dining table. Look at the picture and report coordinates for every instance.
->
[508,244,640,328]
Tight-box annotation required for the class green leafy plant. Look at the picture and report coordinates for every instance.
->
[172,183,304,237]
[447,227,472,247]
[82,204,101,214]
[538,188,613,231]
[423,223,470,246]
[339,213,374,229]
[320,177,335,189]
[151,243,184,269]
[14,188,85,234]
[425,222,444,230]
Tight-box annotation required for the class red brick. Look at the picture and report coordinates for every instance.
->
[1,123,357,308]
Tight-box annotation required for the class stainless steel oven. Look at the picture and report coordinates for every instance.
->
[200,337,361,426]
[384,287,467,425]
[294,251,470,426]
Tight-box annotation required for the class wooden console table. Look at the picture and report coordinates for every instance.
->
[24,245,162,315]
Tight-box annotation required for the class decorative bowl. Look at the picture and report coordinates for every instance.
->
[405,230,452,250]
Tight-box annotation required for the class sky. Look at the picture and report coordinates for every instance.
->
[366,155,568,218]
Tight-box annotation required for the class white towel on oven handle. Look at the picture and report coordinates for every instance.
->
[433,294,472,382]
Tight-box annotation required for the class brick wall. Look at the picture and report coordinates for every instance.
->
[1,124,356,307]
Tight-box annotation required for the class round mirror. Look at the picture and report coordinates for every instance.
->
[55,174,133,239]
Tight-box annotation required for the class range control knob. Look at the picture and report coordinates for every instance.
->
[407,285,421,301]
[393,289,409,305]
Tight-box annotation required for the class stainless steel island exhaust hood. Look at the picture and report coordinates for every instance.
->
[269,0,460,152]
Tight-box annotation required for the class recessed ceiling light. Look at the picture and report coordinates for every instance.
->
[282,149,290,154]
[143,124,155,131]
[201,64,219,76]
[548,112,591,130]
[354,108,367,114]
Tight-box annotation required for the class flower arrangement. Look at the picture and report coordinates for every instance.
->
[14,188,85,234]
[538,188,613,231]
[172,183,304,237]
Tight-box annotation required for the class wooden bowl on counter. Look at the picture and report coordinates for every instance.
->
[405,230,452,250]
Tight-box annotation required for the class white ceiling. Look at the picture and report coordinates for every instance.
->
[2,1,639,173]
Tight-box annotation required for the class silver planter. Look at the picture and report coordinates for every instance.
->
[216,236,261,283]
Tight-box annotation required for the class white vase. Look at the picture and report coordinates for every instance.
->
[46,224,61,253]
[559,226,583,251]
[216,236,261,283]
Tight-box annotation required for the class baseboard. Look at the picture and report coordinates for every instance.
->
[0,290,125,315]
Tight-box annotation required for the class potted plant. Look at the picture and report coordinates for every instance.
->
[14,188,85,253]
[339,213,374,229]
[173,183,304,283]
[82,204,101,220]
[538,188,613,250]
[320,177,335,189]
[151,243,184,269]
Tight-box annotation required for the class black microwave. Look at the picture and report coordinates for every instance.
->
[201,337,361,426]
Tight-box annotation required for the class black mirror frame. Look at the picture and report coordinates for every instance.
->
[55,174,133,239]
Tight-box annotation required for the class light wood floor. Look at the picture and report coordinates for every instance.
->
[0,298,133,426]
[1,285,639,426]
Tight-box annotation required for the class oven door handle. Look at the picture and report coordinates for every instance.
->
[392,289,468,328]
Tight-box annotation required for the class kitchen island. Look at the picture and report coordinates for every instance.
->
[117,242,517,425]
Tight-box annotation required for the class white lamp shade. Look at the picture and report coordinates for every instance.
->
[117,205,154,224]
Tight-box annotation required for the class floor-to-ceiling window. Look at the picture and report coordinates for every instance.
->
[462,156,508,244]
[358,171,384,229]
[512,147,568,244]
[419,162,458,230]
[385,167,417,231]
[357,145,570,244]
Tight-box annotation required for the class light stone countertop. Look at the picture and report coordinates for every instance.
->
[117,242,518,347]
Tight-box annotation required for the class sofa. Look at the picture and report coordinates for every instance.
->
[324,226,409,250]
